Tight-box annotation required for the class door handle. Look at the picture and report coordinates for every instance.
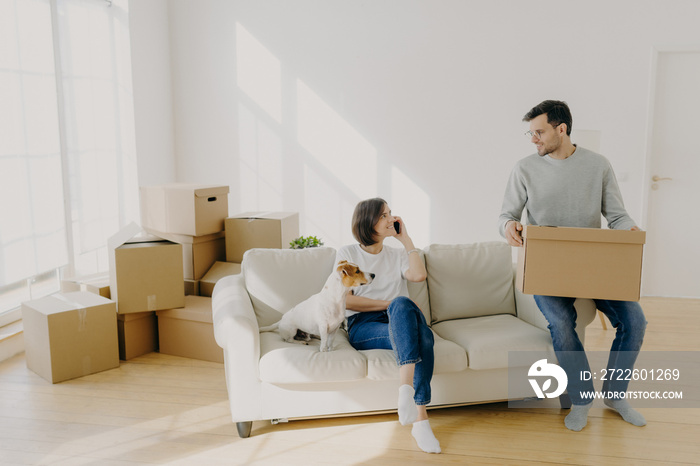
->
[652,175,672,182]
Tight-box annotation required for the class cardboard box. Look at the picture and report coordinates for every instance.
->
[156,296,223,363]
[225,212,299,263]
[184,279,200,296]
[117,311,158,360]
[108,223,185,314]
[140,183,229,236]
[199,261,241,297]
[61,273,111,299]
[148,231,226,280]
[21,291,119,383]
[516,226,646,301]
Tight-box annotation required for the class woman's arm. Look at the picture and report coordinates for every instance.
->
[346,293,391,312]
[404,242,427,282]
[394,218,427,283]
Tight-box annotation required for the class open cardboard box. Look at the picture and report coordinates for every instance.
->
[108,223,185,314]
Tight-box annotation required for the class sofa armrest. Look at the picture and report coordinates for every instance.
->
[212,274,263,422]
[514,285,549,331]
[212,274,261,364]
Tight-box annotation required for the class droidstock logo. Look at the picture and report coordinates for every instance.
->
[528,359,568,398]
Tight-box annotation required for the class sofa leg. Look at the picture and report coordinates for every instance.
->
[559,393,572,409]
[236,421,253,438]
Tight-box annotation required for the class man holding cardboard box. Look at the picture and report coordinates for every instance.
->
[499,100,647,431]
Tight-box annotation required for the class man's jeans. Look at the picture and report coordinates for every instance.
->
[347,296,435,405]
[534,295,647,405]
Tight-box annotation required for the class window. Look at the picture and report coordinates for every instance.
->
[0,0,138,321]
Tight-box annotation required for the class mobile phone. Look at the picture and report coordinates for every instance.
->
[394,221,401,234]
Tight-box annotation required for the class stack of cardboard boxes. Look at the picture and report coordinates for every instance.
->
[21,182,300,383]
[138,184,229,363]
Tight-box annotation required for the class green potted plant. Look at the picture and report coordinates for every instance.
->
[290,235,324,249]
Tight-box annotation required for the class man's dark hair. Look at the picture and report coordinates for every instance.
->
[352,197,387,246]
[523,100,573,136]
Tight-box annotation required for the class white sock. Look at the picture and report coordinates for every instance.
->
[411,419,441,454]
[565,403,592,431]
[604,398,647,427]
[398,384,417,425]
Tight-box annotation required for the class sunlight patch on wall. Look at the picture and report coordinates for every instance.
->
[390,166,430,248]
[236,23,282,123]
[297,79,377,200]
[238,103,284,211]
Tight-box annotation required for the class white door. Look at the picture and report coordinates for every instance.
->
[643,51,700,298]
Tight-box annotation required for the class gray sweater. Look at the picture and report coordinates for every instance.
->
[498,146,637,237]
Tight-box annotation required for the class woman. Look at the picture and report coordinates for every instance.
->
[336,198,440,454]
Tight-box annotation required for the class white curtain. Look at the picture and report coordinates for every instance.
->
[0,0,138,291]
[56,0,139,276]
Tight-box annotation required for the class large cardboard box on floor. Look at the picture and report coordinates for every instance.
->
[156,296,223,363]
[516,226,646,301]
[199,261,241,297]
[108,223,185,314]
[140,183,229,237]
[148,231,226,281]
[21,291,119,383]
[117,311,158,360]
[225,212,299,263]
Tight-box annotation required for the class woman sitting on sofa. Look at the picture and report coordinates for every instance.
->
[336,198,440,454]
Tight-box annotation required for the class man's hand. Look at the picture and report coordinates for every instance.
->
[505,220,524,247]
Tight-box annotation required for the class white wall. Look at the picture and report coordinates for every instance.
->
[129,0,176,186]
[130,0,700,249]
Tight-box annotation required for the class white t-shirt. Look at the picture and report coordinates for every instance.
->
[336,244,410,317]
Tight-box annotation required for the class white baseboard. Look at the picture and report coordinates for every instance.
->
[0,324,24,363]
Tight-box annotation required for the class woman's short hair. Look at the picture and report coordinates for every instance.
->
[352,197,387,246]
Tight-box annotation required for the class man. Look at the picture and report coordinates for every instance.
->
[499,100,647,431]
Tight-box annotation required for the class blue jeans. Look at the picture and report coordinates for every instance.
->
[534,295,647,405]
[347,296,435,405]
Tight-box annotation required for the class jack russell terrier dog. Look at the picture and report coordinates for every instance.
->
[259,260,374,352]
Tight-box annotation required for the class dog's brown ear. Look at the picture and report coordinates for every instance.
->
[338,262,355,286]
[337,261,351,275]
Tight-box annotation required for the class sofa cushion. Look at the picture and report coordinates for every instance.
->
[432,314,552,370]
[360,331,468,381]
[259,330,367,384]
[425,242,515,324]
[243,247,337,327]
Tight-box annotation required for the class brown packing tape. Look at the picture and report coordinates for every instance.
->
[147,295,157,311]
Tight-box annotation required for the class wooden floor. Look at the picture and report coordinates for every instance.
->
[1,297,699,465]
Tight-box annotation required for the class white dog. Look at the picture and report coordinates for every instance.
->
[259,260,374,352]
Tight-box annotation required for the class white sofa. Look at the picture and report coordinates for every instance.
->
[212,242,596,437]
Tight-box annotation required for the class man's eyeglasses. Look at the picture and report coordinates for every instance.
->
[525,129,545,139]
